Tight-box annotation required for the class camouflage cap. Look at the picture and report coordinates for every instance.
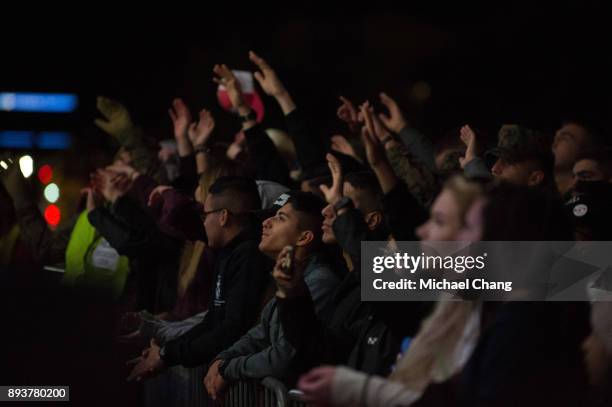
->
[486,124,553,164]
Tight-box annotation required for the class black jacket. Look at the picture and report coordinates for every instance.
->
[88,196,181,312]
[160,228,273,367]
[457,302,589,406]
[414,302,590,407]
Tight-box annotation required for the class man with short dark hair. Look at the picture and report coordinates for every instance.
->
[126,176,272,382]
[203,192,340,399]
[464,125,555,189]
[320,169,388,251]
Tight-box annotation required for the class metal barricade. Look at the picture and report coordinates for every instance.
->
[287,388,313,407]
[146,373,315,407]
[216,378,285,407]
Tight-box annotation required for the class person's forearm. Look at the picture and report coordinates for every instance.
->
[114,125,142,150]
[176,138,193,157]
[275,92,296,116]
[221,344,293,381]
[123,128,157,176]
[463,157,492,180]
[155,312,172,321]
[237,106,257,131]
[154,311,207,344]
[214,328,267,372]
[385,142,437,207]
[372,162,398,194]
[195,151,209,174]
[332,367,422,407]
[396,126,436,172]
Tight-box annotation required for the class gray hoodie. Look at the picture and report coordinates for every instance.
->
[213,252,340,384]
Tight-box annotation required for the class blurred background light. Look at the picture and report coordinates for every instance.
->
[37,132,72,149]
[44,204,61,227]
[38,164,53,184]
[19,155,33,178]
[0,131,34,148]
[43,183,60,203]
[0,92,78,113]
[0,130,72,150]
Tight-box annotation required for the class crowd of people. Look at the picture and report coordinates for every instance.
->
[1,50,612,406]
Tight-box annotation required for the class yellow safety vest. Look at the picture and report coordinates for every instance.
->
[63,211,130,300]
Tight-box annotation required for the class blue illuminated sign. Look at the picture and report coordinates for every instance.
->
[37,132,72,149]
[0,131,34,148]
[0,93,78,113]
[0,131,72,149]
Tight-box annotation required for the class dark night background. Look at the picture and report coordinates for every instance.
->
[2,4,612,146]
[1,4,611,405]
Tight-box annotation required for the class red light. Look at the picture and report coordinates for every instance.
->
[38,165,53,185]
[44,204,61,227]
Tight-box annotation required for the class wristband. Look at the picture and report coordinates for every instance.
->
[194,144,211,154]
[239,110,257,123]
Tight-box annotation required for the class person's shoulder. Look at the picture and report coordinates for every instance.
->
[231,238,270,265]
[261,297,278,316]
[304,258,341,285]
[234,237,261,252]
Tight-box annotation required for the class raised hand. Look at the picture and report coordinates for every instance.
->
[331,135,361,162]
[319,153,343,205]
[213,64,249,115]
[297,366,336,405]
[361,101,393,143]
[249,51,287,97]
[168,98,192,141]
[360,103,387,168]
[249,51,295,114]
[272,245,308,299]
[94,96,136,138]
[378,92,408,134]
[106,162,139,181]
[226,132,246,160]
[91,169,133,204]
[459,124,477,168]
[337,96,361,133]
[188,109,215,147]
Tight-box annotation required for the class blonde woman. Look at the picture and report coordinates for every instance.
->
[298,176,485,406]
